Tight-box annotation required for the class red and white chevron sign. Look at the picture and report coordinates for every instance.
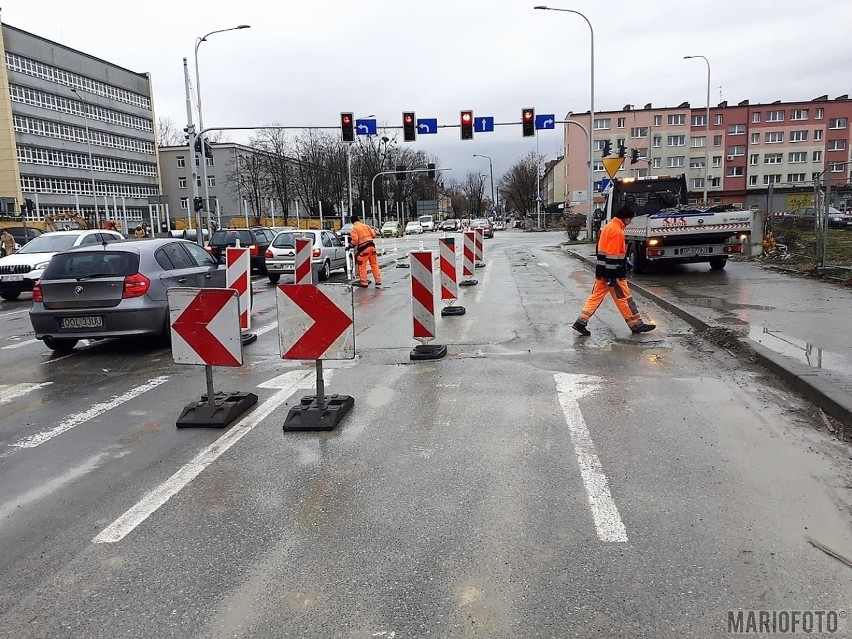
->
[168,288,242,367]
[226,246,251,330]
[474,227,484,263]
[438,236,458,302]
[276,283,354,360]
[294,237,313,285]
[410,250,436,340]
[463,231,475,278]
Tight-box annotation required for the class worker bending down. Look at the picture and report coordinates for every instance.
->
[349,214,382,288]
[572,204,656,336]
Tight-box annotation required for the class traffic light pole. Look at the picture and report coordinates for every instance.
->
[183,58,204,247]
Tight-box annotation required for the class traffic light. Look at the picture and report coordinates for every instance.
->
[630,149,640,164]
[395,165,406,181]
[618,143,627,158]
[203,139,213,159]
[341,112,355,143]
[460,110,474,140]
[403,112,416,142]
[522,108,535,137]
[25,198,35,214]
[601,140,612,157]
[427,163,436,180]
[193,196,204,212]
[184,126,190,144]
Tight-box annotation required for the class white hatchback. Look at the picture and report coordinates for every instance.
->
[405,221,423,235]
[264,229,348,284]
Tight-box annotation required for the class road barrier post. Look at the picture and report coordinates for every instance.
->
[294,237,314,285]
[226,244,257,345]
[410,250,447,360]
[459,230,478,286]
[439,236,465,316]
[474,227,486,268]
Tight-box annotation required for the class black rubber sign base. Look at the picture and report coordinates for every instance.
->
[459,279,478,287]
[283,394,355,431]
[441,305,466,316]
[410,344,448,361]
[176,391,258,428]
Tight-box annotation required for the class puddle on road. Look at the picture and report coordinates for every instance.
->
[748,325,852,376]
[678,296,774,312]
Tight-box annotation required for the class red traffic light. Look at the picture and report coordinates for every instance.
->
[522,107,536,137]
[342,115,351,125]
[523,110,533,121]
[340,111,355,143]
[404,113,413,124]
[460,110,474,140]
[403,111,416,142]
[461,112,472,123]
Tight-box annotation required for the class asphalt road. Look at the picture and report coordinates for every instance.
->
[1,230,851,638]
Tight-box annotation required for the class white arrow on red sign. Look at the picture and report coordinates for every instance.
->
[276,283,354,360]
[168,288,242,367]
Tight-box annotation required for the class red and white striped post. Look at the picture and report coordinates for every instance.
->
[439,236,465,316]
[474,227,485,267]
[226,244,257,345]
[459,230,478,286]
[410,250,447,360]
[294,237,313,285]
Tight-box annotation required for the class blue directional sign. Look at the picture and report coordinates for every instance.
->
[417,118,438,134]
[355,119,377,136]
[535,114,556,130]
[598,178,612,192]
[474,116,494,133]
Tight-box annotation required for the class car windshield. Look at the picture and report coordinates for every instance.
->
[381,223,396,229]
[210,230,252,246]
[42,250,139,280]
[272,232,297,248]
[16,234,79,254]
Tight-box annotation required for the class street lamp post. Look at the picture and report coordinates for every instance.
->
[534,5,595,236]
[194,25,250,236]
[684,55,710,205]
[473,154,495,215]
[71,88,99,228]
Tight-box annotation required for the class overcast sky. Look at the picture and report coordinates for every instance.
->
[6,1,852,183]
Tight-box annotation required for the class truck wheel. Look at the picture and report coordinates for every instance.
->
[709,258,727,270]
[628,242,647,275]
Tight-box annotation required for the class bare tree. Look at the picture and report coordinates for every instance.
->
[463,172,488,216]
[499,150,543,220]
[156,116,182,147]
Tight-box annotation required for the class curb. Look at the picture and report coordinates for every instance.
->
[566,247,852,428]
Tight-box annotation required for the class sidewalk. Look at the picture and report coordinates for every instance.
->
[566,246,852,429]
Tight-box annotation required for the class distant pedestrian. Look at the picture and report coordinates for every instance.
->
[349,214,381,287]
[134,225,145,239]
[572,205,656,336]
[1,229,15,256]
[592,208,604,240]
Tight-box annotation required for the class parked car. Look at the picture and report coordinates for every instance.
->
[206,227,275,273]
[470,218,494,239]
[404,221,424,235]
[492,220,506,231]
[29,238,225,352]
[265,229,348,284]
[438,219,459,231]
[380,221,404,238]
[337,223,354,240]
[0,229,124,301]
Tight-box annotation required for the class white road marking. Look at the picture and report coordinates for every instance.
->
[94,369,318,543]
[254,322,277,337]
[0,382,52,404]
[554,372,628,543]
[459,257,493,342]
[8,376,170,450]
[0,308,29,316]
[1,338,38,350]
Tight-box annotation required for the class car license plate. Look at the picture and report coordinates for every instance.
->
[282,265,294,272]
[60,316,104,330]
[681,247,709,255]
[0,274,23,282]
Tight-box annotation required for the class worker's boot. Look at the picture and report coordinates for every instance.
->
[572,322,591,337]
[631,323,656,334]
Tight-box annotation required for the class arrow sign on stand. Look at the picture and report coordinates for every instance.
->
[277,283,355,360]
[169,288,242,367]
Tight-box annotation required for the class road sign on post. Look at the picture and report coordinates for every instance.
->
[602,157,625,179]
[168,287,258,428]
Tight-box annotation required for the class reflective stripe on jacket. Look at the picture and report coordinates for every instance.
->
[350,221,376,250]
[595,217,627,279]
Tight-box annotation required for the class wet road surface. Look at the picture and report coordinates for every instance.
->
[1,231,851,638]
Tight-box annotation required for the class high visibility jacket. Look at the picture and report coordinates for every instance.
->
[595,217,628,279]
[350,221,376,251]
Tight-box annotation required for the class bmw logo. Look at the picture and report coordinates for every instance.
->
[75,285,83,295]
[697,219,704,224]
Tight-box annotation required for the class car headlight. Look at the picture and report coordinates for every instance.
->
[33,262,50,270]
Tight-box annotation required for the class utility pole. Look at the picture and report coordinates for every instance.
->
[183,58,203,246]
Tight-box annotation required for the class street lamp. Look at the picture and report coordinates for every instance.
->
[534,5,595,235]
[473,154,495,215]
[194,25,251,237]
[71,88,99,228]
[684,55,710,205]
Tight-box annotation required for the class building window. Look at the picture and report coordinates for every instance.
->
[207,176,216,187]
[727,166,744,177]
[667,135,685,146]
[593,161,603,172]
[714,114,723,125]
[750,133,760,144]
[789,130,808,142]
[176,156,186,168]
[667,156,685,168]
[651,157,661,169]
[749,175,758,186]
[749,154,759,165]
[712,156,723,167]
[593,118,611,130]
[814,129,823,141]
[206,157,214,166]
[764,153,783,164]
[209,196,217,210]
[710,177,721,188]
[668,114,686,126]
[593,139,609,152]
[787,173,806,183]
[766,110,784,122]
[816,108,824,119]
[690,178,705,189]
[829,117,847,129]
[763,174,781,184]
[178,177,187,189]
[630,126,648,138]
[180,197,188,210]
[713,134,723,146]
[691,114,707,126]
[652,136,662,148]
[828,139,847,151]
[635,168,649,178]
[653,115,662,126]
[689,157,706,169]
[788,151,807,163]
[829,162,844,172]
[726,145,746,156]
[752,112,761,123]
[691,136,706,148]
[728,124,746,135]
[791,109,808,120]
[617,117,626,128]
[813,150,822,162]
[764,132,783,143]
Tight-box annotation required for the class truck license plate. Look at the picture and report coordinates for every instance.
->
[60,316,104,330]
[681,247,710,255]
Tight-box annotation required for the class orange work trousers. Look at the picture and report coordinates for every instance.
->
[356,246,381,285]
[575,277,642,329]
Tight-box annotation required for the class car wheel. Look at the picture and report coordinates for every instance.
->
[709,258,727,270]
[268,273,281,284]
[43,336,78,353]
[0,291,20,301]
[319,260,331,281]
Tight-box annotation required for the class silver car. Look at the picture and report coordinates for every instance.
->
[30,239,225,352]
[265,229,347,284]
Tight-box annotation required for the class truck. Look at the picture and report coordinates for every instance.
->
[601,174,751,273]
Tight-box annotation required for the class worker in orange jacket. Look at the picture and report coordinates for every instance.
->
[349,214,382,287]
[572,205,655,336]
